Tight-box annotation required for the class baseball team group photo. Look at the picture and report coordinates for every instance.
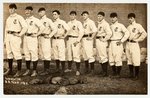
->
[3,3,147,94]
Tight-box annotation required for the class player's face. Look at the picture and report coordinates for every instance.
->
[25,9,32,17]
[82,14,88,20]
[52,12,59,20]
[128,17,135,24]
[97,15,104,22]
[70,14,76,20]
[111,17,117,23]
[38,11,45,18]
[9,8,16,14]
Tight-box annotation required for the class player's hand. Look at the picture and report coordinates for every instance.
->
[13,33,21,37]
[73,41,79,47]
[116,41,122,46]
[44,35,50,39]
[4,43,6,48]
[100,38,106,42]
[31,34,37,37]
[86,37,93,40]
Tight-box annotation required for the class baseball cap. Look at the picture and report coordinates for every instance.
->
[110,12,118,18]
[97,11,105,16]
[128,13,136,18]
[38,7,46,12]
[81,11,89,16]
[9,3,17,9]
[25,6,33,11]
[70,11,77,15]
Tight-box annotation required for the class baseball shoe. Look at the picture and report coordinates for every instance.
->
[23,69,31,76]
[129,73,134,78]
[4,69,12,76]
[85,69,90,74]
[31,70,38,77]
[40,71,49,76]
[55,69,61,73]
[102,72,108,77]
[133,75,139,80]
[13,71,22,77]
[76,71,80,76]
[64,69,72,73]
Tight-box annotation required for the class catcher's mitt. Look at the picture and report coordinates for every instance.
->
[51,77,62,84]
[58,78,70,86]
[68,77,79,85]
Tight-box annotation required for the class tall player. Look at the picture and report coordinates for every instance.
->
[96,12,112,77]
[109,12,129,78]
[126,13,147,79]
[4,3,27,77]
[81,11,97,75]
[52,10,70,74]
[65,11,84,75]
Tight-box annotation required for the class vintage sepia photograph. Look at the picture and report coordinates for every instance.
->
[3,2,147,94]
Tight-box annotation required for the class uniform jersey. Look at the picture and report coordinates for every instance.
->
[5,13,27,60]
[39,15,56,35]
[110,21,129,42]
[97,19,112,40]
[26,16,44,34]
[83,18,97,34]
[127,21,147,42]
[67,19,84,41]
[53,18,70,37]
[5,13,27,39]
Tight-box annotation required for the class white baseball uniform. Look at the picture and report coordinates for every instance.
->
[109,21,129,66]
[82,18,97,63]
[126,21,147,66]
[5,13,27,60]
[39,15,57,60]
[23,16,45,61]
[67,19,84,62]
[96,19,112,63]
[52,18,70,61]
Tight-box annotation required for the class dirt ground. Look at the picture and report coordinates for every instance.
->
[3,61,147,95]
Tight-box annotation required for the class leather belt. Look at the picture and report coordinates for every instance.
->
[68,35,78,38]
[53,36,62,39]
[40,34,49,37]
[8,31,20,34]
[110,39,121,41]
[127,39,136,43]
[83,33,92,37]
[96,36,105,39]
[25,33,33,36]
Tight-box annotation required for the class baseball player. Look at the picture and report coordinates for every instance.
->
[65,11,84,75]
[38,7,57,75]
[126,13,147,79]
[52,10,70,74]
[81,11,97,74]
[109,12,129,78]
[96,12,112,77]
[23,6,45,77]
[4,3,27,77]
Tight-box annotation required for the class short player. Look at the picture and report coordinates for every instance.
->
[4,3,27,77]
[96,12,112,77]
[126,13,147,79]
[23,6,45,77]
[65,11,84,75]
[109,12,129,77]
[52,10,70,74]
[81,11,97,74]
[38,7,57,75]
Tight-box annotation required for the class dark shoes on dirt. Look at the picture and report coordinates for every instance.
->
[4,69,13,76]
[13,71,22,77]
